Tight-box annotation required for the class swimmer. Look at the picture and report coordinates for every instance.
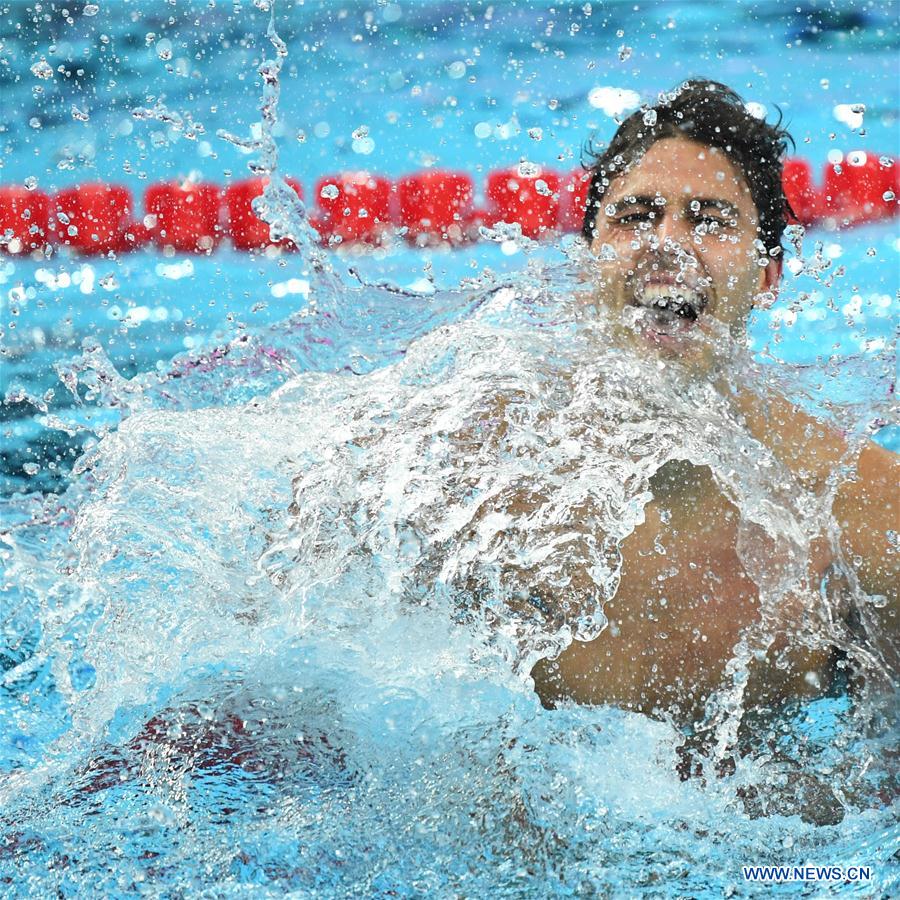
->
[526,80,898,721]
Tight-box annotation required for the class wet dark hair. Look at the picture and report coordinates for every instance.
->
[581,79,794,256]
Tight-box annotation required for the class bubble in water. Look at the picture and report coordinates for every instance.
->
[534,179,551,196]
[548,98,559,111]
[30,58,53,80]
[23,462,40,475]
[320,184,340,200]
[71,105,90,122]
[351,125,369,140]
[642,108,657,127]
[517,161,540,178]
[528,127,543,141]
[446,60,466,79]
[83,3,99,15]
[618,45,633,61]
[99,273,119,290]
[156,39,173,61]
[819,78,829,89]
[883,191,896,201]
[24,176,38,191]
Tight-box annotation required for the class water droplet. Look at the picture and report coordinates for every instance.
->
[99,273,118,290]
[351,125,369,140]
[83,3,99,15]
[618,44,632,61]
[819,78,829,89]
[446,60,466,79]
[71,105,90,122]
[30,58,53,80]
[23,462,39,475]
[24,176,38,191]
[883,190,896,201]
[596,243,617,261]
[527,127,543,141]
[517,161,540,178]
[866,247,876,257]
[320,184,340,200]
[642,108,657,127]
[156,39,173,61]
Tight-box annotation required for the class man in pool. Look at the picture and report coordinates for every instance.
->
[528,79,898,722]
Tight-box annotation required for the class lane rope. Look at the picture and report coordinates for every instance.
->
[0,153,895,256]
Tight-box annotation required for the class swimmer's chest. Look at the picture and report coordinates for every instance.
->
[616,459,759,615]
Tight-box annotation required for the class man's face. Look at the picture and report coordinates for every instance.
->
[587,136,780,348]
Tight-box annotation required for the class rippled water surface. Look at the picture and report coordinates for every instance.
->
[1,1,898,896]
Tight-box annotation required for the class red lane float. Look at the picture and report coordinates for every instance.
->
[225,177,303,250]
[1,153,896,256]
[485,166,561,238]
[559,170,591,232]
[823,153,896,224]
[313,171,392,245]
[52,183,145,255]
[783,158,825,226]
[397,170,473,245]
[0,186,50,253]
[146,182,222,253]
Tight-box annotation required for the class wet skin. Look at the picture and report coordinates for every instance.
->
[529,137,898,720]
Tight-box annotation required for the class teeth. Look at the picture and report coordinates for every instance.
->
[635,284,705,317]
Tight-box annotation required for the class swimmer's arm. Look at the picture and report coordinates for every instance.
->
[831,440,899,606]
[730,387,899,604]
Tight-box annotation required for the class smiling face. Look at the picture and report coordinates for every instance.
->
[587,136,781,347]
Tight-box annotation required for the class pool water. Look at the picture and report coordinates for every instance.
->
[1,1,898,896]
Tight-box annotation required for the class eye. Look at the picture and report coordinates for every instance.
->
[613,211,654,225]
[692,215,730,234]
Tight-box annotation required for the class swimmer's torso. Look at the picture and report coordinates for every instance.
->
[531,459,834,721]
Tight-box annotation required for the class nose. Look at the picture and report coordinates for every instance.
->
[651,207,694,250]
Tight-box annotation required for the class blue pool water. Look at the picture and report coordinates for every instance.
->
[1,1,898,896]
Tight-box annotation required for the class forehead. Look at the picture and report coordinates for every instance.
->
[606,137,755,211]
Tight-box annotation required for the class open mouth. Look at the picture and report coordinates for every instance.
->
[630,282,708,333]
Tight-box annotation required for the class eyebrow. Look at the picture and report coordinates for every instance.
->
[606,196,740,217]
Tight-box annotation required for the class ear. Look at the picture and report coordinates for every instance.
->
[758,257,782,299]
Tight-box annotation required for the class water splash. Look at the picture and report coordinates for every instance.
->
[216,0,333,284]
